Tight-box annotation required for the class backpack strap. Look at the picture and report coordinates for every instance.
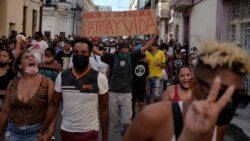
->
[172,102,183,140]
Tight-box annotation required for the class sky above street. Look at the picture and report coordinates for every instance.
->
[93,0,130,11]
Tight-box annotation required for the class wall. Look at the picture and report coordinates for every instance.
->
[24,0,41,36]
[6,0,24,36]
[172,12,184,44]
[189,0,217,48]
[2,0,40,37]
[42,14,73,38]
[0,0,7,36]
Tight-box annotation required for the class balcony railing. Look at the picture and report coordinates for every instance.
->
[169,0,192,12]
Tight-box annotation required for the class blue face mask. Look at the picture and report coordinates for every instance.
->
[119,53,128,59]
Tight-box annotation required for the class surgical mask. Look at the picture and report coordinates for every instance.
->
[25,66,39,75]
[216,102,237,126]
[73,54,89,72]
[192,58,198,66]
[0,62,8,68]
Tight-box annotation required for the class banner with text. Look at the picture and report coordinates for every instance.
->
[81,9,158,37]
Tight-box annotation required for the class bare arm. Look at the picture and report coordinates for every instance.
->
[162,86,172,101]
[99,93,109,141]
[92,46,104,56]
[0,81,12,137]
[14,36,24,59]
[123,103,170,141]
[39,91,61,135]
[141,34,158,53]
[46,80,57,139]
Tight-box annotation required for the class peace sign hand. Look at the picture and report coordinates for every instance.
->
[178,76,235,141]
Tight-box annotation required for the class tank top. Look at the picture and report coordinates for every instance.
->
[8,76,49,126]
[171,85,190,102]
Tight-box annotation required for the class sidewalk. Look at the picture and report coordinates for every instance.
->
[230,103,250,139]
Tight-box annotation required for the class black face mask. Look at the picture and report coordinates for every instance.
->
[72,54,89,72]
[216,102,237,126]
[0,62,8,68]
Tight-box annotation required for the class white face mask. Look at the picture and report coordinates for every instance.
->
[192,58,198,66]
[24,66,39,75]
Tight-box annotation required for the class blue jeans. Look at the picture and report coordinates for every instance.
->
[148,77,162,101]
[5,122,41,141]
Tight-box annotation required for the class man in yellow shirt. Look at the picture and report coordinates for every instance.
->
[146,43,166,103]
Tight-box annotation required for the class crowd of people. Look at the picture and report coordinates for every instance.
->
[0,29,249,141]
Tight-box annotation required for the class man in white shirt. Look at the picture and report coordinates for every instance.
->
[29,31,48,63]
[39,38,109,141]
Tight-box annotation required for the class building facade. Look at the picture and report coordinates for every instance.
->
[42,0,97,39]
[169,0,250,93]
[0,0,41,37]
[96,6,112,11]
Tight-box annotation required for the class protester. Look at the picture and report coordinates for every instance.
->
[39,47,62,82]
[55,40,73,70]
[123,41,250,141]
[162,65,192,102]
[39,38,109,141]
[107,40,117,54]
[0,50,56,141]
[188,52,198,75]
[29,31,48,63]
[131,46,149,119]
[146,42,166,103]
[92,34,158,141]
[171,43,186,79]
[0,50,15,110]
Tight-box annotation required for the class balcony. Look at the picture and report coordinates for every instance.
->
[156,1,170,20]
[169,0,192,12]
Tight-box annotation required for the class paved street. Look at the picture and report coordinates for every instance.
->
[228,103,250,141]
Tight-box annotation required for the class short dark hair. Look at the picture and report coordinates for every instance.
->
[160,43,169,50]
[72,38,93,53]
[45,47,56,56]
[118,42,129,51]
[35,31,43,37]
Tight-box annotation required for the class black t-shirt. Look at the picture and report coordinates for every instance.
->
[131,53,149,90]
[172,54,185,76]
[55,51,72,70]
[0,68,15,90]
[101,50,144,93]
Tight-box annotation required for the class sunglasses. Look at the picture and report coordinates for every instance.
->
[196,77,250,108]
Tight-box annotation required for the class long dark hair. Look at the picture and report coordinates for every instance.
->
[0,49,14,67]
[14,50,31,73]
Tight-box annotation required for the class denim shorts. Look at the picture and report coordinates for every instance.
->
[5,122,41,141]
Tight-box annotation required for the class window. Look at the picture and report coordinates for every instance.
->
[175,24,179,42]
[23,6,27,33]
[32,10,37,35]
